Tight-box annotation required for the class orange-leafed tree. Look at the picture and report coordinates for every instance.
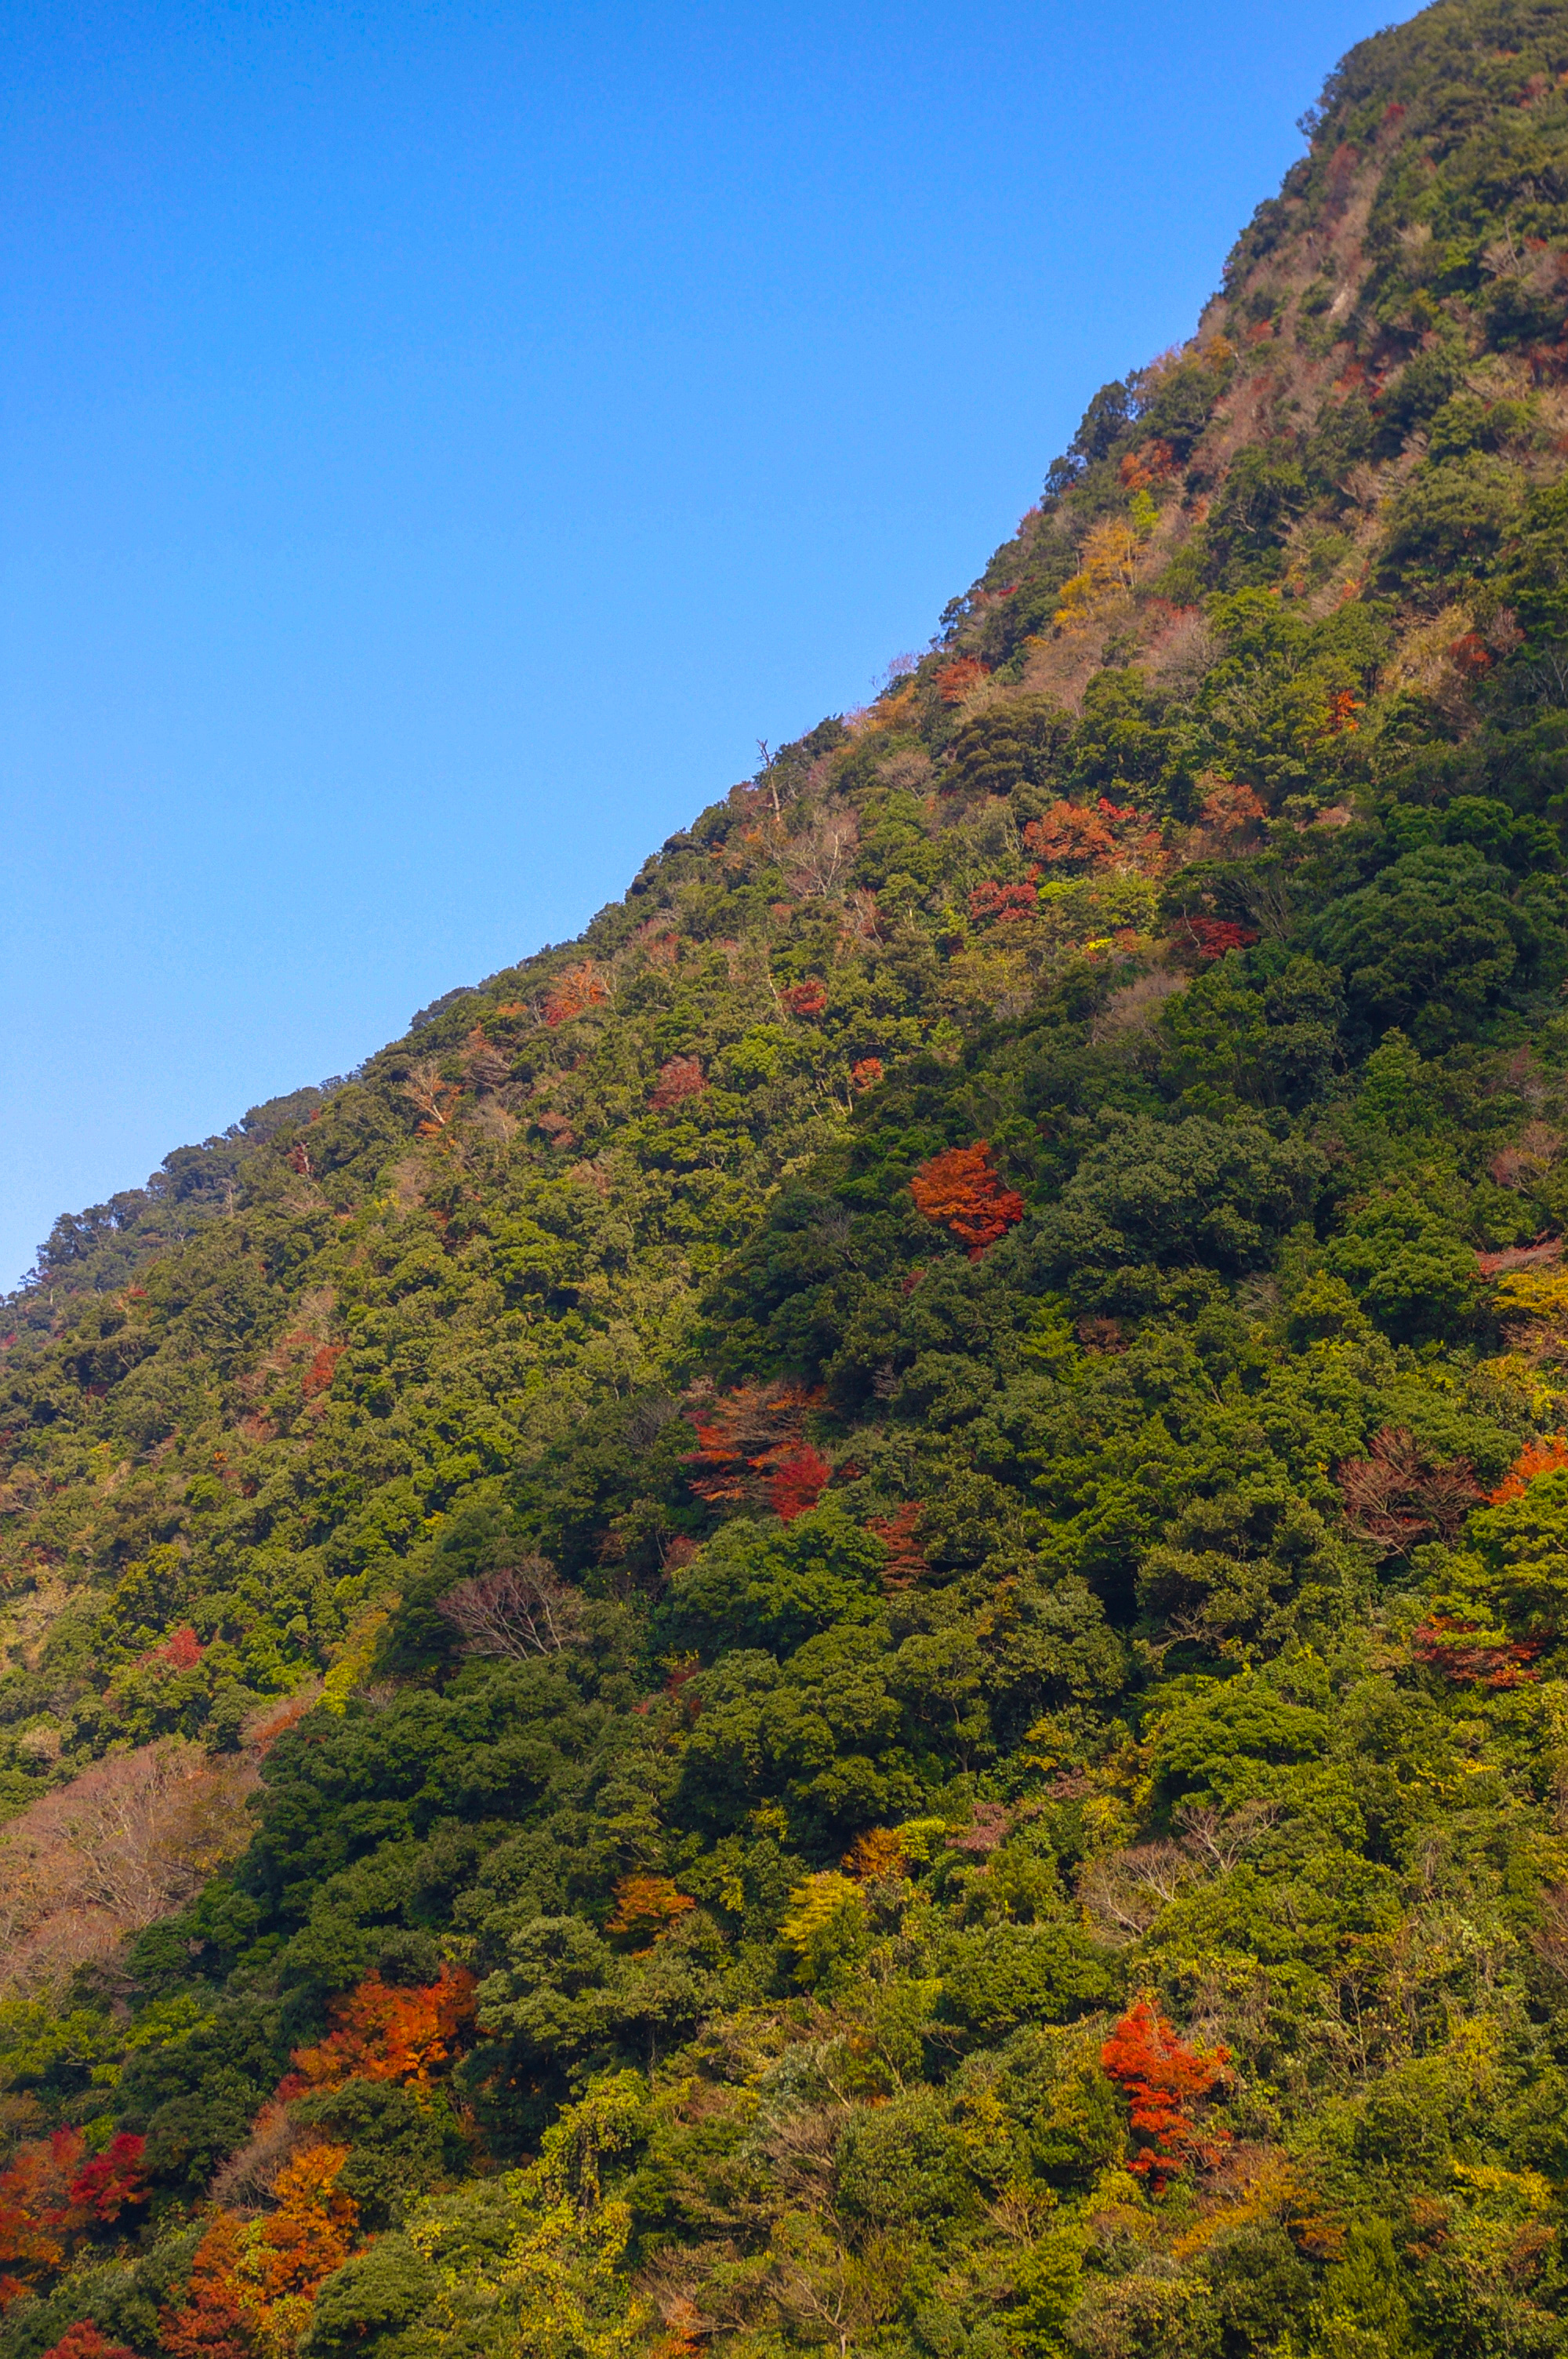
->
[252,2143,358,2317]
[1490,1434,1568,1503]
[159,2213,255,2359]
[0,2128,147,2310]
[1101,1996,1229,2192]
[684,1383,825,1515]
[161,2146,358,2359]
[909,1143,1025,1257]
[606,1874,696,1952]
[866,1501,927,1590]
[286,1964,477,2095]
[937,656,989,703]
[1023,796,1163,874]
[779,978,828,1017]
[543,961,610,1026]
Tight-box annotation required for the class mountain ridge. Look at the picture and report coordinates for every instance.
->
[11,5,1568,2354]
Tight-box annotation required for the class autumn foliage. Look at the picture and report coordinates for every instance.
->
[936,656,989,702]
[1335,1426,1483,1556]
[909,1143,1025,1256]
[1490,1433,1568,1503]
[1410,1616,1541,1688]
[1100,1997,1229,2192]
[37,2328,138,2359]
[285,1964,477,2095]
[685,1383,829,1518]
[866,1501,927,1589]
[779,978,829,1017]
[161,2145,358,2359]
[606,1873,696,1951]
[543,961,611,1026]
[0,2128,147,2308]
[1022,797,1163,874]
[650,1055,708,1110]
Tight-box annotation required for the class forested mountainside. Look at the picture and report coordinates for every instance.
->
[20,3,1568,2353]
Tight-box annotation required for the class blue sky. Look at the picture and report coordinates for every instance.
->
[1,0,1392,1287]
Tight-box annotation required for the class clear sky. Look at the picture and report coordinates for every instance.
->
[1,0,1394,1288]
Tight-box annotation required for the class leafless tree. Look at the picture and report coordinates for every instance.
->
[435,1556,586,1660]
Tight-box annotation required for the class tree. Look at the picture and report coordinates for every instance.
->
[649,1056,707,1111]
[1100,1996,1229,2192]
[434,1558,586,1660]
[287,1966,478,2095]
[1335,1427,1483,1556]
[909,1143,1025,1256]
[543,962,611,1026]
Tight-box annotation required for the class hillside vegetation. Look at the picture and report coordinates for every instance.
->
[14,3,1568,2352]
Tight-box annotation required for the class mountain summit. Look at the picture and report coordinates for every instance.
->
[11,4,1568,2353]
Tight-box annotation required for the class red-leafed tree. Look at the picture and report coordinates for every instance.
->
[767,1446,832,1522]
[866,1502,927,1590]
[0,2129,147,2310]
[967,880,1039,925]
[38,2326,139,2359]
[1411,1616,1540,1688]
[1181,917,1260,960]
[936,656,989,703]
[684,1383,825,1514]
[849,1057,884,1089]
[909,1143,1025,1257]
[780,979,828,1017]
[1101,1996,1229,2192]
[650,1056,708,1111]
[1335,1427,1483,1557]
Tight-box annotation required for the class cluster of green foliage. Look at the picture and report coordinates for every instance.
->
[17,2,1568,2353]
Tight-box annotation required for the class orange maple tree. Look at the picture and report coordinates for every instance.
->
[780,978,828,1017]
[909,1143,1025,1257]
[1023,796,1163,873]
[606,1874,696,1951]
[1490,1434,1568,1503]
[284,1964,477,2095]
[684,1384,827,1516]
[161,2146,358,2359]
[936,656,989,702]
[1101,1997,1229,2192]
[543,961,610,1026]
[0,2130,147,2310]
[866,1501,927,1589]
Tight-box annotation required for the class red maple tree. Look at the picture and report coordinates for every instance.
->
[1101,1996,1229,2192]
[909,1143,1025,1257]
[38,2327,139,2359]
[780,979,829,1017]
[767,1446,832,1521]
[0,2131,147,2310]
[650,1056,708,1110]
[849,1057,884,1089]
[1181,917,1260,960]
[684,1384,829,1518]
[967,880,1040,925]
[866,1502,927,1589]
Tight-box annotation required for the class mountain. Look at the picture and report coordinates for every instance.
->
[12,2,1568,2351]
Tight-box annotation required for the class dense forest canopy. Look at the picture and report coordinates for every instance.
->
[16,3,1568,2352]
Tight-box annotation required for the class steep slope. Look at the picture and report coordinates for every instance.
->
[13,2,1568,2352]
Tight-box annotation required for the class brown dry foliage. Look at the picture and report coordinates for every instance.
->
[0,1739,261,1996]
